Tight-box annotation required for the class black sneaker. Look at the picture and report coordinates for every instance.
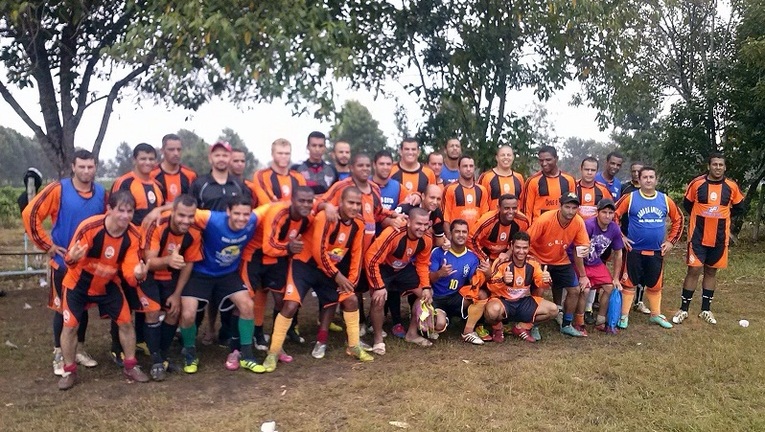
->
[286,326,305,344]
[584,311,596,325]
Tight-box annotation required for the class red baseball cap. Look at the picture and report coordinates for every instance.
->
[209,141,232,153]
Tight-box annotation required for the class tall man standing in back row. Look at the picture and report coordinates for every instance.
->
[440,138,462,185]
[523,146,576,224]
[293,131,337,195]
[673,153,745,326]
[151,133,197,203]
[595,151,624,200]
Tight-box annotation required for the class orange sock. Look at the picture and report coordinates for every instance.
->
[621,288,635,316]
[268,314,292,355]
[574,313,585,327]
[644,290,662,316]
[253,290,267,327]
[464,299,487,333]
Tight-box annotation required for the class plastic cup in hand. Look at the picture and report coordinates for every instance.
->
[575,245,590,258]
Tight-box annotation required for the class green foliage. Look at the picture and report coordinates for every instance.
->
[218,128,259,178]
[103,142,134,178]
[0,186,23,227]
[0,127,56,185]
[329,100,390,158]
[559,137,622,178]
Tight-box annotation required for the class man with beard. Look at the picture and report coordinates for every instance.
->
[190,141,250,212]
[441,138,462,185]
[292,131,337,195]
[151,133,197,203]
[372,150,408,216]
[470,194,530,263]
[478,145,524,211]
[332,140,352,181]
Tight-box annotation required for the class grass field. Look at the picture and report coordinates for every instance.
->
[1,227,764,432]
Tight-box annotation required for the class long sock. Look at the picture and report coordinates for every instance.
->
[585,290,596,312]
[238,318,255,359]
[343,310,361,347]
[53,313,64,347]
[134,313,145,343]
[180,324,197,349]
[701,289,715,311]
[387,295,402,326]
[269,314,293,355]
[680,289,695,311]
[110,321,122,354]
[574,313,585,327]
[219,309,233,342]
[253,290,267,326]
[317,329,329,344]
[229,313,241,351]
[644,290,662,316]
[288,310,300,334]
[357,294,366,324]
[465,300,486,333]
[145,321,162,364]
[160,321,177,355]
[77,310,89,343]
[562,313,574,327]
[621,289,636,316]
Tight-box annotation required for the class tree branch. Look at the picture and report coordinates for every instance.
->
[0,80,46,140]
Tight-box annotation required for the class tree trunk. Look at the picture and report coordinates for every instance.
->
[733,170,765,237]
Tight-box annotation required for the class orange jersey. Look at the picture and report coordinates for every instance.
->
[365,226,433,291]
[295,210,364,285]
[150,165,197,203]
[684,175,744,248]
[484,259,548,300]
[477,169,525,210]
[442,182,490,232]
[143,212,204,281]
[316,178,394,250]
[390,162,436,195]
[522,171,576,223]
[62,215,143,294]
[243,202,312,264]
[526,209,589,265]
[469,210,531,262]
[111,172,166,226]
[244,178,258,206]
[575,180,613,219]
[252,167,306,204]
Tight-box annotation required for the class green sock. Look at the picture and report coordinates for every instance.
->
[180,324,197,349]
[238,318,255,359]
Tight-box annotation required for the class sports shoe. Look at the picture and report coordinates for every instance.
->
[329,322,343,332]
[225,350,240,371]
[287,326,305,344]
[150,362,167,381]
[649,314,673,329]
[135,341,150,357]
[110,350,125,367]
[391,323,406,339]
[555,310,563,327]
[263,353,278,372]
[278,350,294,363]
[635,301,651,314]
[239,358,266,373]
[672,310,688,324]
[358,325,367,337]
[346,345,374,362]
[182,352,199,374]
[358,340,374,352]
[574,325,589,337]
[311,342,327,359]
[699,310,717,325]
[511,326,536,343]
[584,311,596,325]
[560,325,585,337]
[162,360,179,374]
[617,315,629,329]
[53,348,64,376]
[530,325,542,341]
[58,371,77,390]
[461,332,485,345]
[123,366,150,382]
[492,324,505,343]
[75,350,98,368]
[475,325,493,341]
[253,327,269,351]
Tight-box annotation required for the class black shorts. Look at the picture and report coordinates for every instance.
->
[48,265,67,312]
[688,240,727,269]
[623,250,664,290]
[286,260,327,306]
[547,264,579,290]
[182,271,248,312]
[247,251,289,292]
[62,281,131,328]
[134,275,176,313]
[355,268,369,294]
[379,264,421,294]
[501,296,540,323]
[432,293,467,319]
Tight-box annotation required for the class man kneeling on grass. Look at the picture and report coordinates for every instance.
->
[482,232,558,343]
[429,219,492,344]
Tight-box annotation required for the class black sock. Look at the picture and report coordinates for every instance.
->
[387,294,402,326]
[680,289,695,312]
[240,343,254,360]
[145,321,162,364]
[77,310,89,343]
[160,321,177,356]
[219,309,233,342]
[254,325,264,343]
[634,285,645,304]
[110,321,122,354]
[701,289,715,311]
[134,313,145,344]
[229,313,241,351]
[53,313,64,347]
[288,310,300,334]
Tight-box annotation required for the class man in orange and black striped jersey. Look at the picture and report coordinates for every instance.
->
[575,157,613,220]
[478,145,524,211]
[442,155,489,235]
[252,138,306,205]
[151,134,197,203]
[673,153,746,326]
[522,145,576,223]
[390,137,437,205]
[469,193,530,263]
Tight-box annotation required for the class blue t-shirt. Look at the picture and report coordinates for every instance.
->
[337,171,351,181]
[196,211,258,276]
[429,247,480,298]
[596,172,622,200]
[440,166,460,185]
[378,178,402,211]
[625,191,672,251]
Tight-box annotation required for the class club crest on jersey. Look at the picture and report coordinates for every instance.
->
[169,184,178,196]
[281,184,291,197]
[405,181,413,190]
[516,276,524,285]
[104,246,115,259]
[289,229,298,239]
[324,174,334,186]
[147,191,157,204]
[168,243,178,254]
[466,194,474,204]
[463,264,470,277]
[338,233,346,243]
[503,183,510,192]
[499,232,507,241]
[585,193,592,202]
[406,247,413,256]
[710,191,718,201]
[365,203,371,214]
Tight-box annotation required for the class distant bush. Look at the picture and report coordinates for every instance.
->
[0,186,23,228]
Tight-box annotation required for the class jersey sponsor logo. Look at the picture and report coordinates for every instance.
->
[338,232,346,243]
[148,191,157,204]
[702,206,722,218]
[329,247,346,262]
[636,206,666,223]
[545,198,558,207]
[391,260,406,269]
[104,246,115,259]
[546,240,570,248]
[215,245,241,266]
[710,191,718,202]
[466,194,474,204]
[281,184,291,197]
[169,184,178,196]
[405,181,413,190]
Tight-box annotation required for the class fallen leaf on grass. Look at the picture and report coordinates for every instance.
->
[5,403,13,407]
[389,421,410,428]
[462,359,470,364]
[5,340,18,349]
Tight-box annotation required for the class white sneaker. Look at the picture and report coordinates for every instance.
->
[699,310,717,325]
[461,332,485,345]
[311,342,327,359]
[555,311,563,327]
[358,325,367,338]
[635,301,651,315]
[76,350,98,368]
[672,310,688,324]
[53,348,64,376]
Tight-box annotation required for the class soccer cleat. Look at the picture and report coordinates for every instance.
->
[123,365,150,383]
[253,328,269,351]
[555,311,564,327]
[511,326,537,343]
[649,314,673,329]
[560,325,585,337]
[239,358,266,373]
[617,315,629,329]
[150,362,167,381]
[672,310,688,324]
[475,325,493,341]
[635,301,651,314]
[182,352,199,374]
[346,345,374,362]
[135,341,150,357]
[492,325,505,343]
[574,325,589,337]
[53,348,64,376]
[225,350,241,371]
[391,323,406,339]
[530,325,542,341]
[311,342,327,359]
[287,326,305,344]
[110,350,125,367]
[584,311,596,325]
[358,340,374,352]
[58,371,77,390]
[699,310,717,325]
[278,350,294,363]
[329,322,343,332]
[263,353,278,373]
[75,350,98,368]
[461,332,485,345]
